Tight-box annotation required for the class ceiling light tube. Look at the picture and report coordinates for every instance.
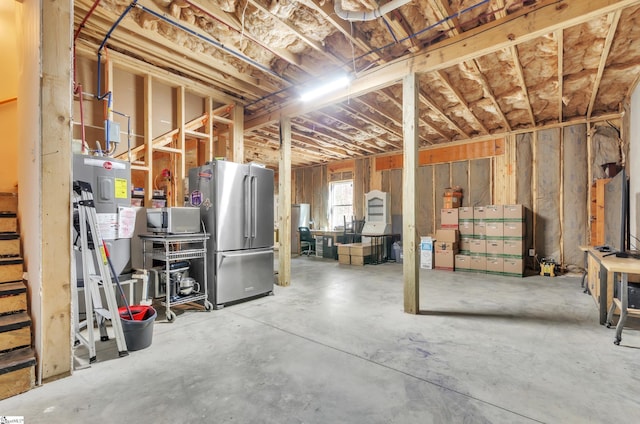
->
[300,76,352,102]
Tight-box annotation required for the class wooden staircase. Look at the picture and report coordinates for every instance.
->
[0,193,36,400]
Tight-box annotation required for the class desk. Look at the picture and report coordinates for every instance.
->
[585,247,615,324]
[601,256,640,345]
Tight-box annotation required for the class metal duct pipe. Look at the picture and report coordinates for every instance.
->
[334,0,412,22]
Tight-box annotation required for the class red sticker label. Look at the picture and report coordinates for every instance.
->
[103,161,113,170]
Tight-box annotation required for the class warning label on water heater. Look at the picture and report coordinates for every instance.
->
[114,178,128,199]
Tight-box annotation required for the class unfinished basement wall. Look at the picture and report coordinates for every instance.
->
[517,124,593,268]
[381,157,492,237]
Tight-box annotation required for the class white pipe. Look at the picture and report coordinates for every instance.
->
[334,0,412,22]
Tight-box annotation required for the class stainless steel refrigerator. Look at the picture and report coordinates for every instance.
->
[188,160,274,308]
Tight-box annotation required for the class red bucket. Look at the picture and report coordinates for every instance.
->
[119,305,153,321]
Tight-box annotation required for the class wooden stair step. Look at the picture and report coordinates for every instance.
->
[0,212,18,233]
[0,233,21,257]
[0,312,32,352]
[0,281,27,315]
[0,347,35,400]
[0,257,23,283]
[0,193,18,214]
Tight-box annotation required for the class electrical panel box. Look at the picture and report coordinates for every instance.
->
[361,190,391,235]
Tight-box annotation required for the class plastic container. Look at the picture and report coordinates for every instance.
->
[392,242,403,264]
[119,306,157,351]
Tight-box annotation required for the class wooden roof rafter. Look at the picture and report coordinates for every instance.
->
[312,110,389,153]
[587,10,622,119]
[435,70,491,135]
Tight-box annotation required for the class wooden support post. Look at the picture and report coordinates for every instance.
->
[144,75,153,207]
[176,86,186,205]
[205,97,213,163]
[403,73,419,314]
[278,117,292,287]
[232,104,244,163]
[40,0,73,380]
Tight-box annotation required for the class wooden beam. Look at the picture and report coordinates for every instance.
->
[144,75,154,207]
[40,0,73,381]
[185,0,303,70]
[176,86,186,206]
[75,41,238,105]
[232,104,244,163]
[278,117,292,287]
[376,138,505,170]
[403,73,419,314]
[246,0,638,131]
[436,70,491,135]
[587,11,622,119]
[557,30,564,123]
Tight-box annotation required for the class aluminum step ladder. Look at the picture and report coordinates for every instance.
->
[72,180,128,362]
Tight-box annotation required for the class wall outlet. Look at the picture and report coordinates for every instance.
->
[529,248,535,257]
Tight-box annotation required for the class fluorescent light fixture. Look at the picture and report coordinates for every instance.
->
[300,75,351,102]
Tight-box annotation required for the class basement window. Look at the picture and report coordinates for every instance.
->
[330,180,353,230]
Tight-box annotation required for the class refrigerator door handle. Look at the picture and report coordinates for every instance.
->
[243,175,250,238]
[251,175,257,239]
[218,249,271,267]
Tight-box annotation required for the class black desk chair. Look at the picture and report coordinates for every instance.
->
[299,227,315,256]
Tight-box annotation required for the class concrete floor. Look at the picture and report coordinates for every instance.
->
[2,257,640,423]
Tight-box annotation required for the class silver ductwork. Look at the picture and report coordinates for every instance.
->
[334,0,412,22]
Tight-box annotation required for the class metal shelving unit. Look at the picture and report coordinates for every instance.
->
[139,232,212,322]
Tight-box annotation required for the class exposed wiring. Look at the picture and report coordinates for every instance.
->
[240,0,249,46]
[134,2,291,83]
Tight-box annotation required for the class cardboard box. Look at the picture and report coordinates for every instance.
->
[420,237,434,269]
[435,249,455,270]
[470,238,486,254]
[459,236,473,252]
[486,256,504,273]
[503,239,524,256]
[435,241,458,251]
[504,204,524,220]
[503,258,524,275]
[474,221,486,237]
[443,196,461,209]
[458,207,474,220]
[351,256,366,266]
[485,205,504,220]
[435,229,459,243]
[441,208,459,228]
[470,255,486,271]
[486,239,504,255]
[485,221,504,237]
[338,254,351,265]
[455,254,472,271]
[458,220,474,236]
[350,243,372,257]
[503,222,524,237]
[338,244,351,255]
[473,206,486,220]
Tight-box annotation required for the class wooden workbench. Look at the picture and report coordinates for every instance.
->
[600,255,640,344]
